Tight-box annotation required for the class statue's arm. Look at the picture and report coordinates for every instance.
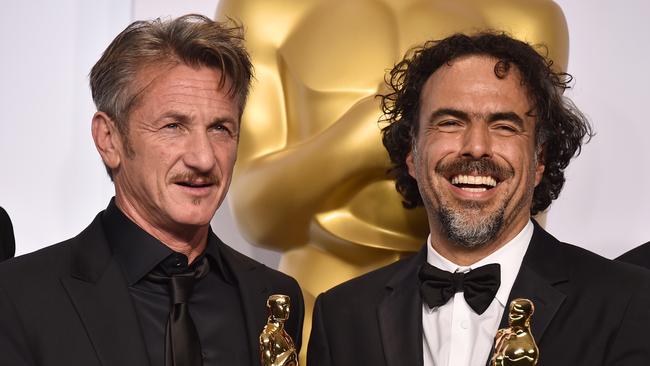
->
[260,333,276,364]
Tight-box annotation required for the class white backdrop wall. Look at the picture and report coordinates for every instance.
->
[546,0,650,256]
[0,0,130,254]
[1,0,648,265]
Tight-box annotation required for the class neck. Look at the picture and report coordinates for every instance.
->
[428,217,530,266]
[268,318,284,329]
[115,196,209,264]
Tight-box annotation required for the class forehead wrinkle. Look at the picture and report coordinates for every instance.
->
[160,78,235,103]
[165,75,220,89]
[125,63,178,117]
[161,89,227,101]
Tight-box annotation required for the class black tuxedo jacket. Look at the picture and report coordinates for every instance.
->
[617,241,650,270]
[0,213,303,366]
[0,206,15,261]
[308,223,650,365]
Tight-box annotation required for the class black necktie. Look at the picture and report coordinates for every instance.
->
[418,262,500,315]
[149,255,210,366]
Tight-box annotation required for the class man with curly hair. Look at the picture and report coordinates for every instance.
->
[308,32,650,365]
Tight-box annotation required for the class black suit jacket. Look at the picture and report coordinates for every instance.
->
[0,212,303,366]
[0,206,15,261]
[617,241,650,269]
[308,223,650,365]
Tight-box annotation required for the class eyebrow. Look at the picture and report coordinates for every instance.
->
[487,112,524,127]
[160,111,190,124]
[428,108,470,122]
[159,111,237,126]
[428,108,525,127]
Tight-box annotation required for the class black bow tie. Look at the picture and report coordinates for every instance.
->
[419,262,501,315]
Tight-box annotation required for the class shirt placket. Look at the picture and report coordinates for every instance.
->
[447,276,472,366]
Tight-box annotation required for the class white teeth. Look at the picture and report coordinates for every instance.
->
[451,175,497,187]
[461,187,487,192]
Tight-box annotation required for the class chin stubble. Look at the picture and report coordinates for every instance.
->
[436,202,505,249]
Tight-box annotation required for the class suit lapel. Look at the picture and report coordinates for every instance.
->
[378,247,426,366]
[218,239,270,361]
[499,222,568,343]
[61,215,150,366]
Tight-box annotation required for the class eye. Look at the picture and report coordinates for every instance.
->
[210,121,238,137]
[164,123,179,130]
[497,124,516,132]
[492,123,520,135]
[435,119,463,132]
[214,124,229,132]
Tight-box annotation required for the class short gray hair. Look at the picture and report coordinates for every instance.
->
[90,14,253,178]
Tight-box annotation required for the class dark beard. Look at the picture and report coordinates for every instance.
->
[436,202,505,249]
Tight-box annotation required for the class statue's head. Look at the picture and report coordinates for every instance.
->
[267,294,291,321]
[508,298,534,327]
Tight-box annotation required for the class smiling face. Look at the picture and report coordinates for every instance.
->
[108,63,240,236]
[407,55,544,254]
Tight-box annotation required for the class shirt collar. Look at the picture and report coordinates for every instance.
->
[426,220,533,307]
[101,198,233,285]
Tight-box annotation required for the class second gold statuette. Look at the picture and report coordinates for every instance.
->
[491,298,539,366]
[260,295,299,366]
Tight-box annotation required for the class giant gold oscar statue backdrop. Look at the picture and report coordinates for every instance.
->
[216,0,568,360]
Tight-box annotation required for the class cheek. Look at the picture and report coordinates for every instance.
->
[512,151,542,188]
[151,152,174,177]
[409,133,460,178]
[425,146,455,174]
[495,138,533,169]
[214,142,238,168]
[426,133,463,163]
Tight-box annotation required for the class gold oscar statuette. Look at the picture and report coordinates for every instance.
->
[491,298,539,366]
[260,294,299,366]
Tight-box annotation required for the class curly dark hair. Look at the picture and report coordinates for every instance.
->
[380,32,592,215]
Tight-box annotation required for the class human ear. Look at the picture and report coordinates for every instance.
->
[91,112,123,171]
[534,146,545,186]
[406,144,417,179]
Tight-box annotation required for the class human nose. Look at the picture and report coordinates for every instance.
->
[183,131,216,172]
[460,123,493,159]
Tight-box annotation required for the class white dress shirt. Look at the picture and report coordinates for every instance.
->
[422,221,533,366]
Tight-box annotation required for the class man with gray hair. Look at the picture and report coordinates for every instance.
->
[0,15,303,366]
